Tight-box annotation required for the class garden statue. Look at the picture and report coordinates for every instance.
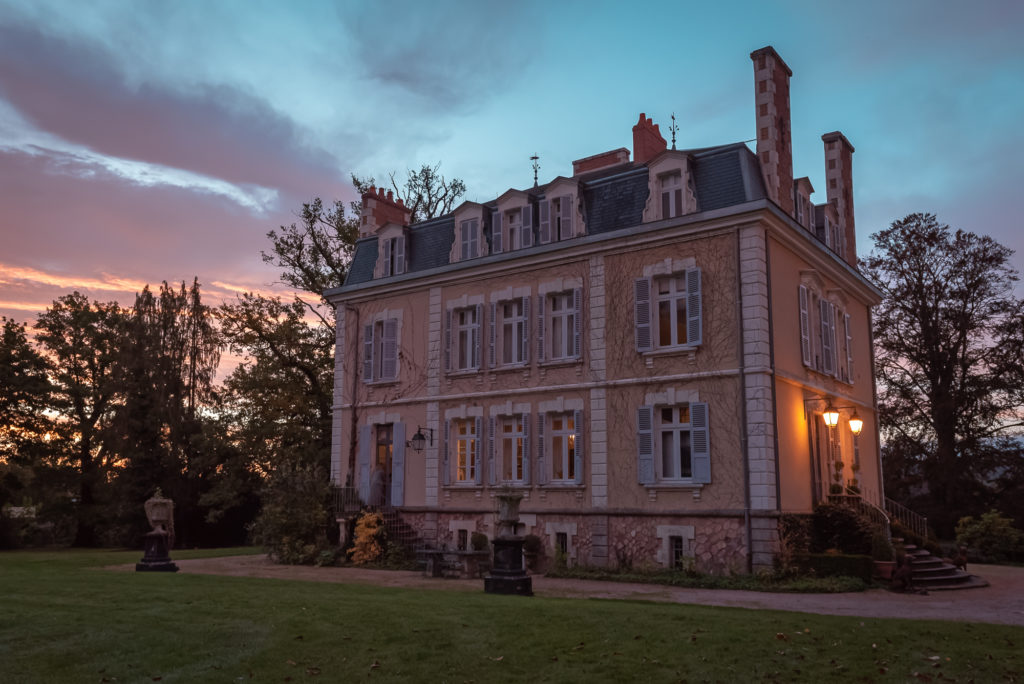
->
[484,490,532,596]
[136,488,179,572]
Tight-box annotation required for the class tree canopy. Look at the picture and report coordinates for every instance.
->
[864,213,1024,535]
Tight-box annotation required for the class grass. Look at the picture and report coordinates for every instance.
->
[0,549,1021,683]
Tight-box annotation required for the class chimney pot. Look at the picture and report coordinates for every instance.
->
[633,112,667,164]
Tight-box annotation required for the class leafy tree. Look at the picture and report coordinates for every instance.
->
[0,318,52,463]
[34,293,126,546]
[219,294,335,559]
[109,279,223,546]
[863,213,1024,536]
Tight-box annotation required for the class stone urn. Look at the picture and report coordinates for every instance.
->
[137,488,178,573]
[484,490,532,596]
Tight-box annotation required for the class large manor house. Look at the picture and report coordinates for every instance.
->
[326,46,880,572]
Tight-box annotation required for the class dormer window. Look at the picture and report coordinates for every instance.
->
[660,172,683,219]
[380,234,406,277]
[491,203,533,253]
[552,196,573,240]
[460,219,479,260]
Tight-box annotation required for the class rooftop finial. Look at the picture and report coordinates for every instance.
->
[530,153,540,187]
[670,112,678,150]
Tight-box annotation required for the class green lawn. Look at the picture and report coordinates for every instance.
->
[1,549,1021,683]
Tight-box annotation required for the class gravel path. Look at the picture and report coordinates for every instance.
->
[154,555,1024,627]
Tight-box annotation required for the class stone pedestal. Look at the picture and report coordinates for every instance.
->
[484,491,532,596]
[136,529,179,572]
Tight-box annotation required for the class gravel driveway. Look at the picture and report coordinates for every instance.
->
[161,555,1024,627]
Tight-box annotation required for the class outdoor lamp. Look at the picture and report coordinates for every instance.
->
[408,426,433,452]
[822,404,840,428]
[848,410,864,436]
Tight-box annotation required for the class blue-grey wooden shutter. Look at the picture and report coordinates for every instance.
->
[394,235,406,275]
[489,302,497,368]
[572,288,582,359]
[560,195,573,238]
[392,422,406,506]
[573,409,584,485]
[686,268,702,346]
[473,303,483,369]
[521,412,531,485]
[521,204,534,247]
[358,425,372,502]
[844,312,853,382]
[537,412,547,485]
[798,285,811,366]
[491,210,503,253]
[537,294,546,362]
[441,419,450,486]
[363,323,374,382]
[637,406,654,484]
[381,318,398,380]
[444,309,452,372]
[474,416,483,485]
[539,200,551,244]
[520,296,530,364]
[634,277,652,352]
[820,299,834,375]
[690,402,711,483]
[381,238,392,276]
[828,303,838,377]
[488,416,496,486]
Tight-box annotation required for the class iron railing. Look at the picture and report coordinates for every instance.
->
[885,497,929,541]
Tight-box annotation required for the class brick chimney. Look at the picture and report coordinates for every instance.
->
[750,46,794,217]
[632,113,667,164]
[822,131,856,266]
[359,186,412,238]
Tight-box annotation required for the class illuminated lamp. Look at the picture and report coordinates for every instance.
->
[848,410,864,436]
[822,404,840,428]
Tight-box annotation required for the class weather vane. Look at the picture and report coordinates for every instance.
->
[530,153,540,187]
[670,112,678,150]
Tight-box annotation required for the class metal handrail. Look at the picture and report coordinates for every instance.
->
[884,497,929,540]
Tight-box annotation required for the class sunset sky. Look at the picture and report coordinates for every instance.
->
[2,0,1023,327]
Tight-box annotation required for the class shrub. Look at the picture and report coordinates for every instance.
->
[870,531,893,562]
[810,504,873,555]
[470,531,489,552]
[794,553,874,583]
[348,512,385,565]
[775,514,812,574]
[955,510,1024,563]
[522,534,543,555]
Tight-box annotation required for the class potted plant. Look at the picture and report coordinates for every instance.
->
[871,531,896,580]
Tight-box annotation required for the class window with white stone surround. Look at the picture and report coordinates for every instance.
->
[488,412,530,485]
[444,300,483,373]
[441,407,484,487]
[459,218,479,260]
[634,260,702,353]
[490,297,530,367]
[537,281,582,363]
[637,387,710,487]
[536,409,584,485]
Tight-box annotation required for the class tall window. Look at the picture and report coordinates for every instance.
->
[505,209,522,251]
[446,305,481,372]
[542,291,579,361]
[500,414,526,482]
[456,419,477,483]
[550,413,576,482]
[634,269,702,352]
[659,405,692,480]
[460,219,479,260]
[656,275,688,347]
[380,236,405,276]
[637,402,710,485]
[660,171,683,219]
[363,318,398,383]
[495,298,527,366]
[553,196,573,241]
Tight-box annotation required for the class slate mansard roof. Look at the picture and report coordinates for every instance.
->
[340,142,766,289]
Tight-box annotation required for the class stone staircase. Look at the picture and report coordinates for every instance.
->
[901,543,989,591]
